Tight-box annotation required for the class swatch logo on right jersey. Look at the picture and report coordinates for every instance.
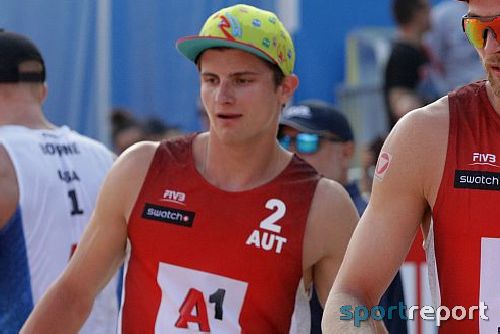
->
[454,170,500,191]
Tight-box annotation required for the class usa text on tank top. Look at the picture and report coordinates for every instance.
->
[120,134,320,333]
[432,81,500,333]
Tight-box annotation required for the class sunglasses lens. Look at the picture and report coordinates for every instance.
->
[296,133,319,154]
[464,18,486,49]
[279,136,291,150]
[463,16,500,49]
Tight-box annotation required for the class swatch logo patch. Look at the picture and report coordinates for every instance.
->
[454,170,500,191]
[142,203,195,227]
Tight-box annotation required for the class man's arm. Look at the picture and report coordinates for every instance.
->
[20,141,158,334]
[0,144,18,229]
[304,178,359,307]
[322,101,448,333]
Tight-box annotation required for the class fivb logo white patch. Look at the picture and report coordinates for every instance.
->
[161,189,186,205]
[470,152,499,168]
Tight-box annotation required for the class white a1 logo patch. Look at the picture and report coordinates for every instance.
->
[155,263,248,333]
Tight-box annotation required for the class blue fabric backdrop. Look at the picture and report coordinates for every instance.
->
[0,0,446,143]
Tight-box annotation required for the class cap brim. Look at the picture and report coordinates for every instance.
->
[176,35,276,66]
[279,118,322,133]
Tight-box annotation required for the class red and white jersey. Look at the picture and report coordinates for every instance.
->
[119,134,320,333]
[429,81,500,333]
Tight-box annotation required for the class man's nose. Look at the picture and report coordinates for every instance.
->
[215,80,235,104]
[483,28,500,54]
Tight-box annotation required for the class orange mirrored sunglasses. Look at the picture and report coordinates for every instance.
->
[462,15,500,49]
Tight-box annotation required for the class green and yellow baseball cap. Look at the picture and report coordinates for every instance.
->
[176,4,295,75]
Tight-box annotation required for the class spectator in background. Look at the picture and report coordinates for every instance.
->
[142,116,183,141]
[110,107,144,154]
[425,0,485,95]
[384,0,439,129]
[0,30,119,333]
[279,100,407,334]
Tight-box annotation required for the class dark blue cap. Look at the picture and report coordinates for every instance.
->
[280,100,354,142]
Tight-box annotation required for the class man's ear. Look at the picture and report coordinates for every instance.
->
[40,83,48,103]
[279,74,299,106]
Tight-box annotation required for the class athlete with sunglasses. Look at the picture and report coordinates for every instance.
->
[323,0,500,333]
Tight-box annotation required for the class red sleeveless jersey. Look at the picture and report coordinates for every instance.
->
[431,81,500,333]
[119,134,320,333]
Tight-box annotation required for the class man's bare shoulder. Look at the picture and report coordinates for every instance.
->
[304,178,358,259]
[100,141,160,219]
[312,178,356,217]
[388,96,449,151]
[114,140,160,173]
[377,96,449,206]
[108,140,159,189]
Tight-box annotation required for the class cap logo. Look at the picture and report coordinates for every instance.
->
[217,14,241,41]
[283,105,312,119]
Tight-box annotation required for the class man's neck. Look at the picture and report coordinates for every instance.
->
[194,132,292,192]
[0,102,54,129]
[485,81,500,117]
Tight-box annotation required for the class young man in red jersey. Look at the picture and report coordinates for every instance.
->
[21,4,358,333]
[323,0,500,333]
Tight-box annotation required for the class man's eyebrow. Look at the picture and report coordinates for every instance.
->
[230,71,261,76]
[201,70,262,77]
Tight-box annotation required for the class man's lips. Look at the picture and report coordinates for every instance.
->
[217,114,242,119]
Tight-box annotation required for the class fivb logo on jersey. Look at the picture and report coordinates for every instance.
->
[455,152,500,191]
[470,152,498,167]
[161,188,186,205]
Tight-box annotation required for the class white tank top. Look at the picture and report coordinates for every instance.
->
[0,125,119,334]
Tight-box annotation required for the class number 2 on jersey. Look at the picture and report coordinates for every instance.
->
[245,199,288,254]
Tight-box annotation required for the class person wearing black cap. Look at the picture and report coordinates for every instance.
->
[0,30,119,333]
[279,101,407,334]
[22,4,359,333]
[279,101,360,210]
[323,0,500,333]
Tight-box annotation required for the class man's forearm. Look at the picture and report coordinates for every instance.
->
[20,280,93,334]
[322,291,388,333]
